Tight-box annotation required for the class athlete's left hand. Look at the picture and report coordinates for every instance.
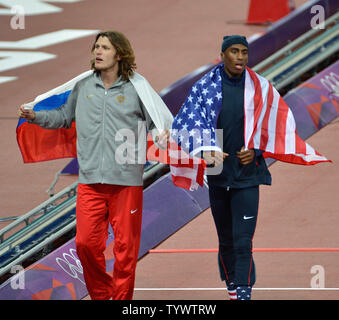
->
[155,130,170,149]
[237,146,255,165]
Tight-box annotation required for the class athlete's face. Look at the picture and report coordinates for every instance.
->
[221,44,248,78]
[93,36,120,72]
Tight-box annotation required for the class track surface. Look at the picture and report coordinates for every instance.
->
[1,0,337,300]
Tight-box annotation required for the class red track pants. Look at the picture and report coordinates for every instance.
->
[75,183,143,300]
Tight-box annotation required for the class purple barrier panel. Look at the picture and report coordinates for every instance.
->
[60,158,78,175]
[0,173,209,300]
[0,239,89,300]
[284,60,339,140]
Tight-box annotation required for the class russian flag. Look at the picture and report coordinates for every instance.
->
[16,71,92,163]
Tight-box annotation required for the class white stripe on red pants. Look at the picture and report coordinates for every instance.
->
[75,183,143,300]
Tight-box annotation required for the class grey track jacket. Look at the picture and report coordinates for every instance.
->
[32,72,155,186]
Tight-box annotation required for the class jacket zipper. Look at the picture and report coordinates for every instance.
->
[100,89,108,183]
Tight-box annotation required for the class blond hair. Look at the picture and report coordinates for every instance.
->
[90,30,136,81]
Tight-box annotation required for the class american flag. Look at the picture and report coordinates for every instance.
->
[244,67,329,165]
[171,68,223,157]
[170,64,330,189]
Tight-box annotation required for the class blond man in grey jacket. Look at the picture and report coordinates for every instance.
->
[19,30,171,300]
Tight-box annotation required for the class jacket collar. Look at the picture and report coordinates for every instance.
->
[93,71,125,89]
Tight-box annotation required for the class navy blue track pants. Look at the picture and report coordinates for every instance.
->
[208,185,259,287]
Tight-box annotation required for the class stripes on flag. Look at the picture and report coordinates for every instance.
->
[168,141,206,190]
[245,67,330,165]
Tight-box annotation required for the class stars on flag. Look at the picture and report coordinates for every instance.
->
[200,78,207,86]
[215,92,222,100]
[182,123,188,131]
[206,98,213,106]
[171,66,223,154]
[202,88,209,96]
[194,119,202,127]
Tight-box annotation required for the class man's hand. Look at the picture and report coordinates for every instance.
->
[203,150,228,167]
[237,146,255,165]
[155,130,170,149]
[18,105,36,121]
